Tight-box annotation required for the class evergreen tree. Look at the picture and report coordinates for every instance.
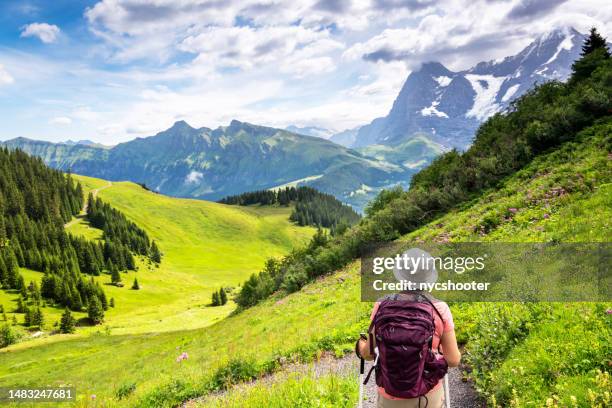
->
[32,308,44,328]
[59,308,76,334]
[219,288,228,305]
[150,241,162,263]
[24,307,32,326]
[111,266,121,285]
[16,296,25,313]
[572,27,610,82]
[581,27,610,57]
[211,291,220,306]
[131,278,140,290]
[87,295,104,325]
[109,297,115,308]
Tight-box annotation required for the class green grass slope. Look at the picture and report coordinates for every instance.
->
[0,175,315,343]
[0,125,608,407]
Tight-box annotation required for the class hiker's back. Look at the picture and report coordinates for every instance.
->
[370,294,448,398]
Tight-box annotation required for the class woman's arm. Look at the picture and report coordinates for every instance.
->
[440,329,461,367]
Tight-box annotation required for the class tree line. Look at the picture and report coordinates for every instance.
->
[87,194,161,263]
[0,147,160,331]
[219,186,360,233]
[235,28,611,309]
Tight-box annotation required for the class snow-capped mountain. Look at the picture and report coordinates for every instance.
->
[336,27,586,149]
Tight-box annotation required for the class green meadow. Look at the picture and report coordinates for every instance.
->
[0,174,315,343]
[0,126,609,407]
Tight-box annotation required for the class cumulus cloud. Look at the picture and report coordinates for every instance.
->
[342,0,588,70]
[179,25,343,76]
[0,64,14,85]
[49,116,72,125]
[20,22,60,43]
[507,0,568,20]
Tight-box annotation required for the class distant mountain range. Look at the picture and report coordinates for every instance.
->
[285,125,336,139]
[3,120,435,210]
[331,27,586,149]
[2,27,585,211]
[63,139,112,149]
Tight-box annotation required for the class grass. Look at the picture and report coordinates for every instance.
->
[200,372,358,408]
[0,132,609,407]
[1,175,315,341]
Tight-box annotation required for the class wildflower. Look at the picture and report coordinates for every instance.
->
[91,394,96,400]
[176,352,189,362]
[543,213,550,219]
[606,309,612,315]
[508,208,518,214]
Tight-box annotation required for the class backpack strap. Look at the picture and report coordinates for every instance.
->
[419,294,445,326]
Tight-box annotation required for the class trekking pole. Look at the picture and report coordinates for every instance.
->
[358,357,365,408]
[444,373,451,408]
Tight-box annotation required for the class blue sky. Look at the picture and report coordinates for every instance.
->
[0,0,609,144]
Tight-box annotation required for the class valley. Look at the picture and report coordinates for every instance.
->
[1,174,316,341]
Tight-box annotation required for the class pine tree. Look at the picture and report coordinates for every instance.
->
[87,295,104,325]
[111,266,121,285]
[16,296,25,313]
[572,27,610,82]
[59,308,76,334]
[581,27,610,57]
[32,308,44,328]
[150,241,162,263]
[24,307,32,326]
[211,291,220,306]
[109,297,115,308]
[219,288,228,305]
[131,278,140,290]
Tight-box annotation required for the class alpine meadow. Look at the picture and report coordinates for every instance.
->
[0,2,611,408]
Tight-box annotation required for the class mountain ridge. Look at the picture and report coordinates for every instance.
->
[2,120,426,210]
[331,27,587,148]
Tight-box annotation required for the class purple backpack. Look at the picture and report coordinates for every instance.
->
[365,293,448,398]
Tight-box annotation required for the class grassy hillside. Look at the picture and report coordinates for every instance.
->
[0,125,608,407]
[0,175,315,342]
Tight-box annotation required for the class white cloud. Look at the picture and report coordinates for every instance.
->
[0,64,14,85]
[49,116,72,125]
[20,23,60,44]
[178,25,343,76]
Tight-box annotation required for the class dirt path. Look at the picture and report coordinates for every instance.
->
[64,181,112,228]
[184,353,482,407]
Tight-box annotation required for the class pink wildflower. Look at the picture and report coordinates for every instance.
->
[543,213,550,219]
[508,208,518,214]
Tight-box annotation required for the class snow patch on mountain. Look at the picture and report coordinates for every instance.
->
[421,101,449,118]
[501,84,520,103]
[185,171,203,184]
[465,75,506,120]
[433,76,452,87]
[545,32,575,65]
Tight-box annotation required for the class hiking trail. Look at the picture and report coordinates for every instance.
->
[64,181,112,228]
[183,353,483,407]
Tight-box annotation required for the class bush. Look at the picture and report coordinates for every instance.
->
[0,323,24,348]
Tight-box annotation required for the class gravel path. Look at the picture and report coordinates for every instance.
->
[185,353,483,407]
[358,358,483,408]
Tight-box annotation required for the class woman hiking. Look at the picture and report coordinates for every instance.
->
[357,248,461,408]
